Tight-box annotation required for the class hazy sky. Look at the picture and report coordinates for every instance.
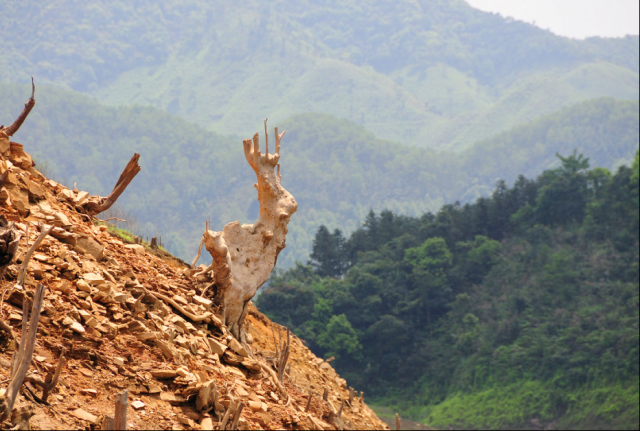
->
[466,0,640,39]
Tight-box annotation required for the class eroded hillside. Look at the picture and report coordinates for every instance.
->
[0,136,387,429]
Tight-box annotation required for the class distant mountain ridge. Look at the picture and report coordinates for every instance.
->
[1,82,637,267]
[1,0,638,149]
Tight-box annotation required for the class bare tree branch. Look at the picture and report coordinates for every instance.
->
[17,224,53,287]
[3,78,36,137]
[83,153,141,216]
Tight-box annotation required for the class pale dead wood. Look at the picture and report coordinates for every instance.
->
[258,361,288,402]
[191,237,204,269]
[83,153,141,216]
[154,291,213,323]
[17,224,53,287]
[96,217,127,223]
[2,78,35,137]
[0,283,46,422]
[220,401,234,430]
[276,327,291,385]
[0,319,15,340]
[203,125,296,340]
[230,402,245,430]
[114,389,129,430]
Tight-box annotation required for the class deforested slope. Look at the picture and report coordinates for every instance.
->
[0,132,387,429]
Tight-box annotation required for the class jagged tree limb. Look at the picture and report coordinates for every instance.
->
[83,153,141,216]
[2,78,35,137]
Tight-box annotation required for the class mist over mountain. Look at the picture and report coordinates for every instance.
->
[1,0,638,149]
[1,82,637,267]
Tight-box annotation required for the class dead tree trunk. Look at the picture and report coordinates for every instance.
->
[203,121,297,340]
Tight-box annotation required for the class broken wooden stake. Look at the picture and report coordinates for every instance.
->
[220,401,234,430]
[349,387,354,403]
[230,402,245,430]
[396,413,401,430]
[276,327,291,385]
[114,389,129,430]
[322,387,329,402]
[0,283,46,422]
[338,400,344,418]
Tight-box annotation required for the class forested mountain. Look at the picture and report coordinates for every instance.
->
[2,82,637,266]
[1,0,637,149]
[257,152,640,429]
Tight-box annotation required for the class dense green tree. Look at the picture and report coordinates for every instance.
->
[257,152,639,428]
[309,225,347,277]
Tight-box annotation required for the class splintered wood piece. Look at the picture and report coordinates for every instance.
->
[17,224,53,287]
[220,401,234,430]
[230,402,245,430]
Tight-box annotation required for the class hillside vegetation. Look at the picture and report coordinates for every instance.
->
[1,0,638,149]
[257,151,640,429]
[1,82,638,266]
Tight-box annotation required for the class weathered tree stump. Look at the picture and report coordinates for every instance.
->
[203,121,297,340]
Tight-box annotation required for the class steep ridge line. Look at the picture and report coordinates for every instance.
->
[0,136,387,429]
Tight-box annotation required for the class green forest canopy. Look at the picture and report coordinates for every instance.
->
[1,0,638,148]
[257,151,640,429]
[1,82,638,267]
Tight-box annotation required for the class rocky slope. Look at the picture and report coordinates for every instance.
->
[0,137,387,430]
